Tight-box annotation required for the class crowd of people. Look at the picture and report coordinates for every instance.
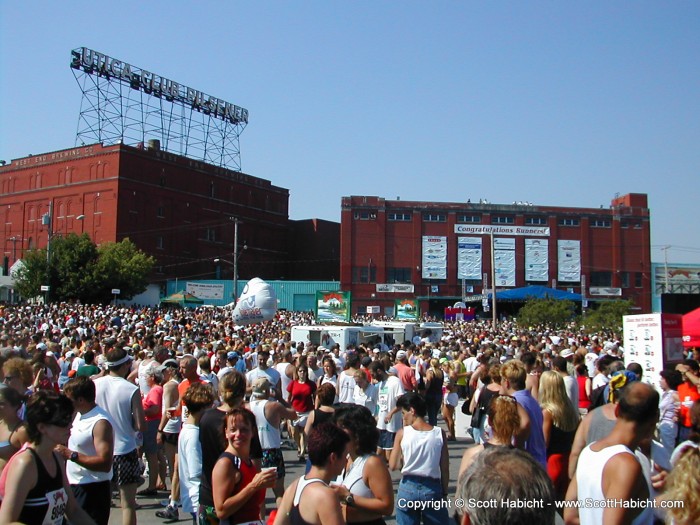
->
[0,302,698,525]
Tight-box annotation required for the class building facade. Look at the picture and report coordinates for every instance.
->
[0,143,292,287]
[341,193,652,316]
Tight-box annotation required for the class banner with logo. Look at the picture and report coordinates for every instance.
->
[395,299,420,320]
[457,237,482,280]
[494,237,516,287]
[422,236,447,279]
[186,282,224,300]
[558,240,581,282]
[525,239,548,282]
[315,291,352,322]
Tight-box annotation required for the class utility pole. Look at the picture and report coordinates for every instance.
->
[661,245,671,294]
[233,218,240,305]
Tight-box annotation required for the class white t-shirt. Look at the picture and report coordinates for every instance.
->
[376,376,405,433]
[353,383,378,415]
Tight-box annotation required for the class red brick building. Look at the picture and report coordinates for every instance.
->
[341,194,652,316]
[0,143,294,285]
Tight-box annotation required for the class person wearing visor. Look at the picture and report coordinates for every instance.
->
[94,347,145,525]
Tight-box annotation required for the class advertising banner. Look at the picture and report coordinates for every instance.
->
[315,291,352,322]
[186,282,224,300]
[457,237,482,280]
[558,240,581,282]
[422,236,447,279]
[525,238,548,282]
[454,225,550,236]
[395,299,420,320]
[494,237,516,287]
[623,314,685,390]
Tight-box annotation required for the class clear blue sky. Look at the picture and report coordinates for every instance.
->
[2,1,699,264]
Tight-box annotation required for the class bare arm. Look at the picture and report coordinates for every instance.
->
[212,457,276,519]
[131,390,146,433]
[56,419,114,472]
[568,411,591,479]
[440,430,449,496]
[388,428,404,471]
[513,402,531,450]
[563,469,580,525]
[601,453,646,525]
[542,409,552,448]
[333,455,394,516]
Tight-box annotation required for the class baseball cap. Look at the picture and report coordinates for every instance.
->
[560,349,574,358]
[252,377,271,396]
[396,350,407,359]
[227,351,240,360]
[158,359,178,373]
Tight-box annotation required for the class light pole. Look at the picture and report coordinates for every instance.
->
[42,204,85,303]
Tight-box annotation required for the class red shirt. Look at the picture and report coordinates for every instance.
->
[678,382,700,428]
[287,380,316,413]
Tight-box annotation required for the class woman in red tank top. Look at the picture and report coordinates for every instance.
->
[575,364,592,415]
[211,408,277,524]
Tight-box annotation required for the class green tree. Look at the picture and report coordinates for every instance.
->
[581,300,633,334]
[90,239,155,303]
[14,235,154,303]
[515,298,577,330]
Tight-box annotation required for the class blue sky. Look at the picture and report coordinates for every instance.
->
[1,1,699,264]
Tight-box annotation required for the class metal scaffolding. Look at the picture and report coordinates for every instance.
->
[71,47,247,171]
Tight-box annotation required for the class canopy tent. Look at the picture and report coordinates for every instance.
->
[682,307,700,348]
[160,290,204,306]
[490,285,582,302]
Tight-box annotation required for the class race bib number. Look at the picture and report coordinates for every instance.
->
[43,488,68,525]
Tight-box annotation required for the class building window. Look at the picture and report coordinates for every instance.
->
[353,210,377,220]
[590,271,612,287]
[388,212,411,222]
[633,222,642,229]
[591,219,611,228]
[423,213,446,222]
[156,236,164,249]
[457,214,481,223]
[491,216,514,224]
[210,182,215,198]
[558,218,580,227]
[635,272,643,288]
[353,266,377,283]
[157,206,165,218]
[387,267,412,283]
[620,271,630,288]
[205,227,216,242]
[525,217,547,225]
[621,221,629,229]
[159,176,166,187]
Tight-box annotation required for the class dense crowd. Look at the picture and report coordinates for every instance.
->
[0,302,698,525]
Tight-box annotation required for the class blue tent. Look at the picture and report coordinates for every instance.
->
[490,285,581,302]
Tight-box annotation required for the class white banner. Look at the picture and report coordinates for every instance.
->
[186,282,224,299]
[558,240,581,282]
[589,287,622,296]
[457,237,482,280]
[494,237,516,287]
[376,284,415,293]
[422,236,447,279]
[525,238,548,282]
[454,225,550,236]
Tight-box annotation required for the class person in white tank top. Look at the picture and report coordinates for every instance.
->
[389,392,449,525]
[564,382,660,525]
[334,405,393,524]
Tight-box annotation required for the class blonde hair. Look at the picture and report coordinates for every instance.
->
[500,360,527,390]
[487,396,520,445]
[539,371,580,432]
[662,445,700,525]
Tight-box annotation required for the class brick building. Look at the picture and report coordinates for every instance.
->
[0,142,300,287]
[341,194,652,316]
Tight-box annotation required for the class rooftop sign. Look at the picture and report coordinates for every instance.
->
[70,47,248,125]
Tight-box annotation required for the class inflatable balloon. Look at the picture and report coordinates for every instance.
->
[232,277,278,325]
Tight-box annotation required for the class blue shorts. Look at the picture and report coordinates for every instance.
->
[378,429,396,450]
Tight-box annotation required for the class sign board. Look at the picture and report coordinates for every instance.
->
[186,282,224,300]
[40,285,49,292]
[590,287,622,296]
[111,288,121,295]
[366,306,380,314]
[623,313,684,390]
[454,225,550,236]
[376,284,414,293]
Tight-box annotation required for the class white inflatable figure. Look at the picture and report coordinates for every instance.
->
[231,278,278,325]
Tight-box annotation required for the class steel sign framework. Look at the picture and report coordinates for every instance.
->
[70,47,248,170]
